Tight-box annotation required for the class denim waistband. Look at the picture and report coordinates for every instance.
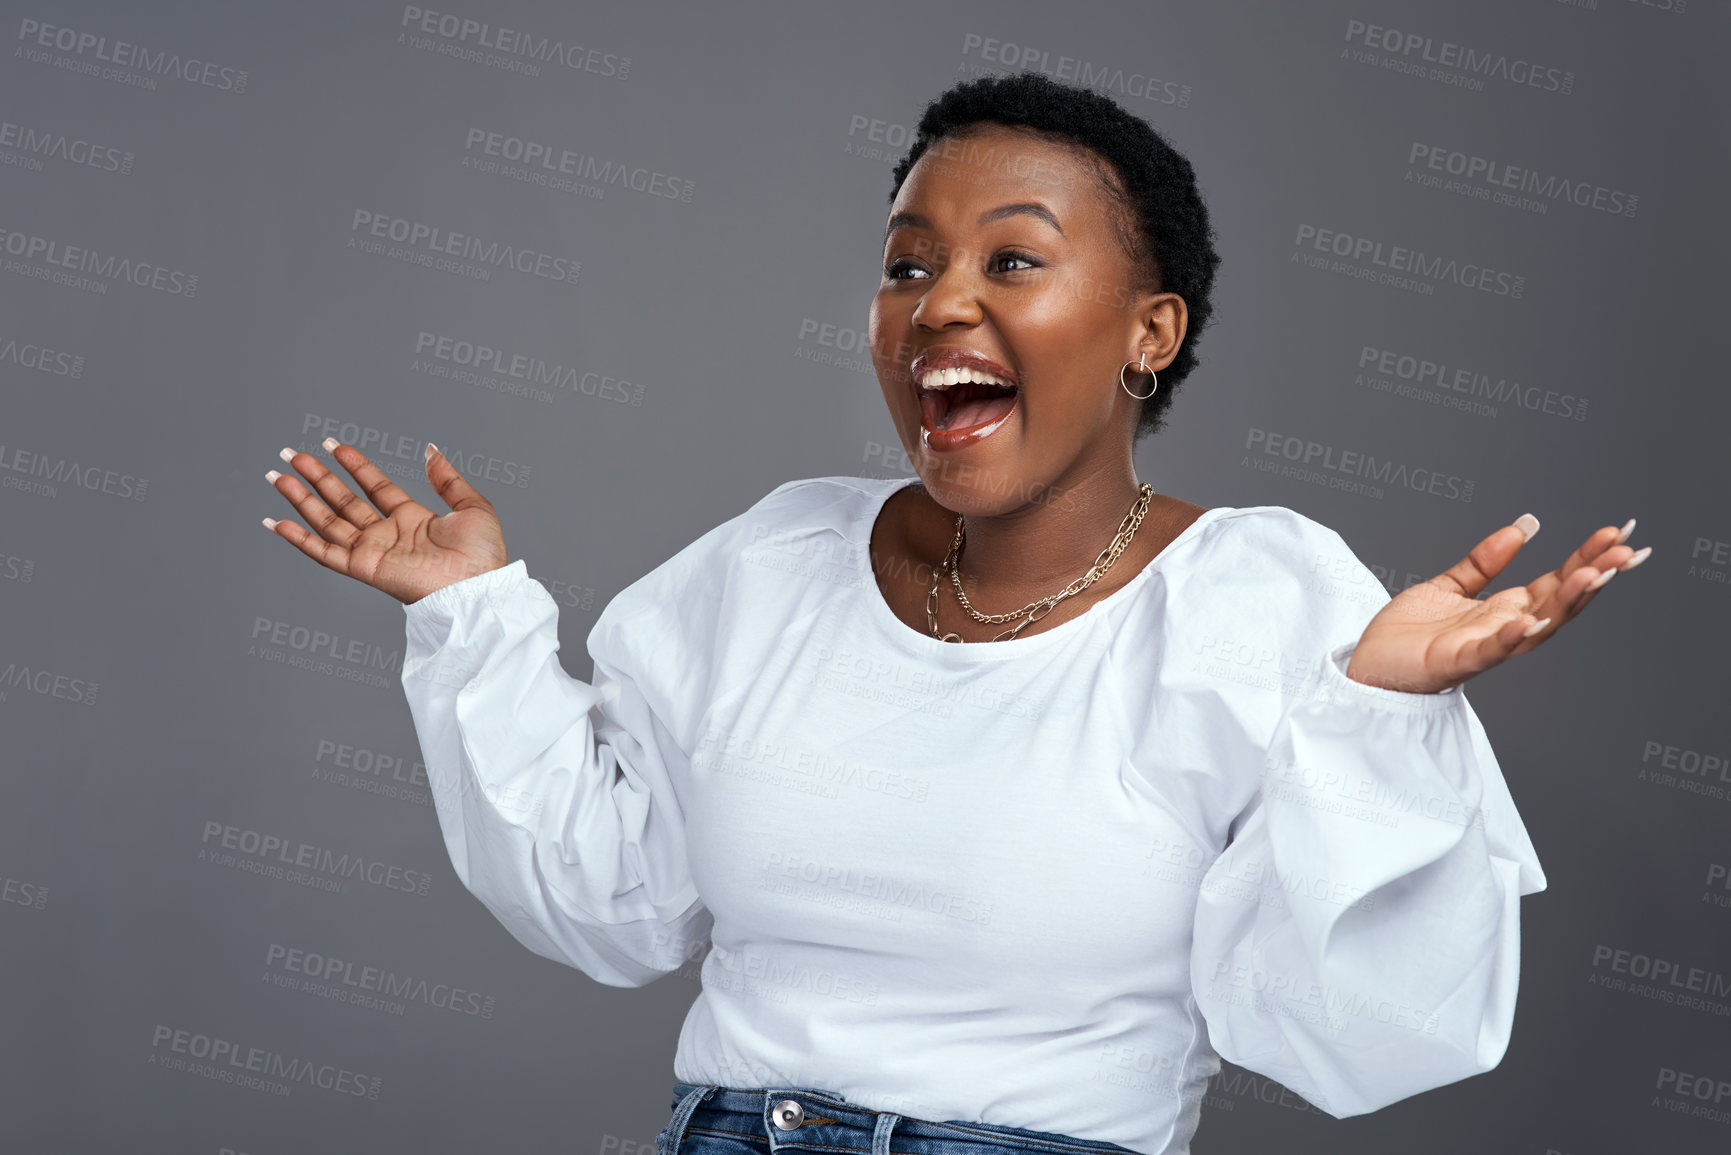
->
[661,1082,1140,1155]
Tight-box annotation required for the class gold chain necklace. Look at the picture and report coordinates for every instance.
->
[925,483,1156,643]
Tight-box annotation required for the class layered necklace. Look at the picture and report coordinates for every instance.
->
[925,483,1156,642]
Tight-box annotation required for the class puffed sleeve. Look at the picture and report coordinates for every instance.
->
[1185,509,1548,1118]
[399,557,714,989]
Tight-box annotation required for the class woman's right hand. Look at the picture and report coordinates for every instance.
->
[263,439,510,606]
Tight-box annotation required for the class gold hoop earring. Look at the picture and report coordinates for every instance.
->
[1120,354,1159,401]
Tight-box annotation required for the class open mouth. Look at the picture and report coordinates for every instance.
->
[918,370,1020,433]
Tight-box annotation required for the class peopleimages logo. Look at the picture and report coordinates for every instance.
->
[0,116,134,175]
[762,849,996,926]
[1587,942,1731,1026]
[15,18,250,93]
[0,440,148,501]
[412,331,642,404]
[1293,223,1524,298]
[694,728,933,804]
[348,209,580,286]
[1636,737,1731,803]
[148,1024,381,1100]
[0,659,98,705]
[298,412,534,489]
[250,615,400,679]
[265,942,497,1018]
[199,820,433,897]
[1,548,43,583]
[461,127,693,201]
[1355,344,1588,422]
[0,223,198,296]
[397,6,629,79]
[707,944,881,1007]
[1407,142,1637,219]
[1654,1065,1731,1126]
[1342,18,1575,94]
[1243,427,1475,503]
[959,33,1192,108]
[0,331,85,378]
[2,871,48,910]
[1590,944,1731,999]
[844,114,915,163]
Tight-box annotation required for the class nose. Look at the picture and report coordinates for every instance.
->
[910,266,983,332]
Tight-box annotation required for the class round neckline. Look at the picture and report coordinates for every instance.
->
[853,477,1230,660]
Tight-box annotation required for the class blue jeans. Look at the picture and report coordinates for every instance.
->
[656,1083,1142,1155]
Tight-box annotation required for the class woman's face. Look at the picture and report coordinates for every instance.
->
[869,123,1185,515]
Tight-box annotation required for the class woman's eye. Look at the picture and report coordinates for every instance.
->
[883,251,1039,280]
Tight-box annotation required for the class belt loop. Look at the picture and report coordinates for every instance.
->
[871,1111,901,1155]
[659,1084,718,1155]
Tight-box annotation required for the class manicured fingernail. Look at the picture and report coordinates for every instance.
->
[425,441,438,461]
[1616,518,1635,544]
[278,447,295,463]
[1589,567,1617,591]
[1514,513,1540,542]
[265,469,282,484]
[1620,545,1651,571]
[1522,616,1551,638]
[262,517,278,530]
[323,437,339,452]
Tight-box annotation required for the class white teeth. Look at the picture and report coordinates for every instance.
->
[917,365,1011,390]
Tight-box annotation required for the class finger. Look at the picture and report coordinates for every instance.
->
[1473,596,1565,667]
[277,447,382,532]
[1522,551,1629,632]
[1616,543,1652,572]
[1496,608,1549,656]
[424,443,494,514]
[262,515,352,577]
[1555,524,1634,582]
[322,439,420,519]
[1562,554,1625,608]
[266,463,360,551]
[1431,516,1537,600]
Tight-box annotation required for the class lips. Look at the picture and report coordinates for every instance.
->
[910,347,1019,391]
[909,348,1020,450]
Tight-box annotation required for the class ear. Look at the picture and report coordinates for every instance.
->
[1133,291,1187,372]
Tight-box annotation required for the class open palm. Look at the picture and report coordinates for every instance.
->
[262,439,508,605]
[1344,515,1649,695]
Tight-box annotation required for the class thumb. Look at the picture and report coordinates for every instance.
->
[424,442,492,514]
[1435,514,1539,599]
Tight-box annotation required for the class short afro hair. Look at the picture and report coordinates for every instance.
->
[888,72,1221,441]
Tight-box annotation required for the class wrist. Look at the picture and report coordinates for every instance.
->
[1338,643,1461,701]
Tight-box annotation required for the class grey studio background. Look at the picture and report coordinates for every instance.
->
[1,1,1725,1153]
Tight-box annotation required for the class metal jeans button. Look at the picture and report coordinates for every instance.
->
[771,1098,805,1130]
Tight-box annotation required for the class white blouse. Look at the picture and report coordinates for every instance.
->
[397,474,1547,1155]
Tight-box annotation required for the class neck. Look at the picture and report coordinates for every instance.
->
[937,459,1149,604]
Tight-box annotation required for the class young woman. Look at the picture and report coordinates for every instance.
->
[261,74,1646,1155]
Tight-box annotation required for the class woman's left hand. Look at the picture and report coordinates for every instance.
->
[1343,514,1649,695]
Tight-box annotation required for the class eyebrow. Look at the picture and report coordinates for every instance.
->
[884,202,1065,242]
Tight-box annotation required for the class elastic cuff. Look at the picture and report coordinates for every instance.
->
[1313,641,1465,716]
[403,559,534,625]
